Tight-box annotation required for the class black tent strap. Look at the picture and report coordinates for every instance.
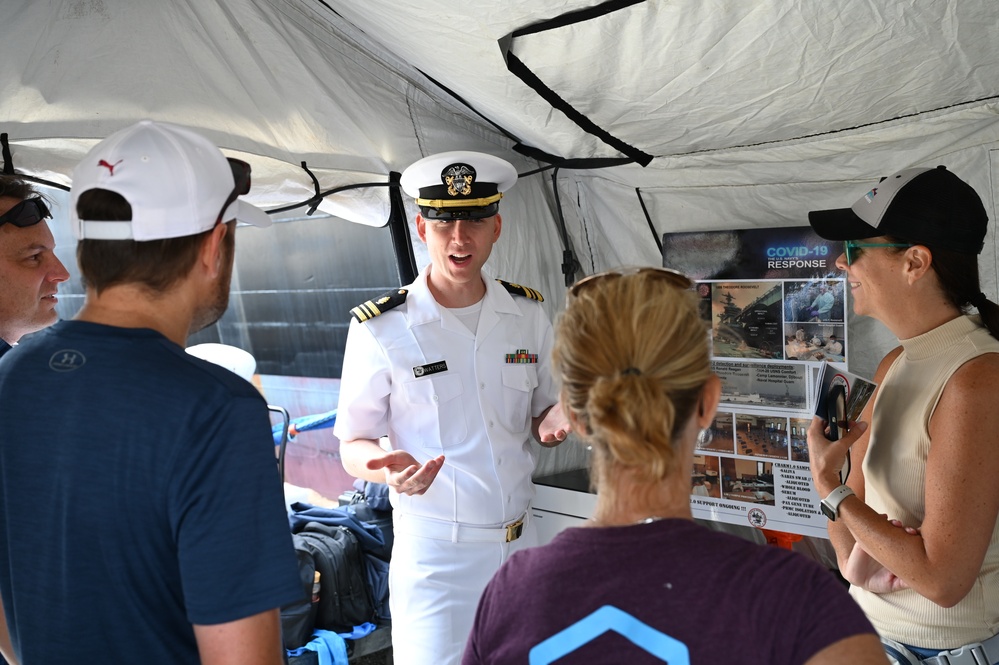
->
[516,154,635,177]
[635,187,663,255]
[300,161,322,215]
[503,52,653,167]
[419,70,525,146]
[420,68,646,170]
[263,159,395,216]
[508,0,645,38]
[386,170,418,285]
[499,0,653,168]
[263,181,392,215]
[1,133,13,175]
[0,134,69,189]
[675,92,999,158]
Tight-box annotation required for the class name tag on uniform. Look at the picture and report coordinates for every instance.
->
[413,361,448,378]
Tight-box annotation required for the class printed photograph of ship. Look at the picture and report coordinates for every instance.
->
[710,281,783,359]
[713,360,808,410]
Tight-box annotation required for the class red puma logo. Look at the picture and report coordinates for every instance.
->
[98,159,123,175]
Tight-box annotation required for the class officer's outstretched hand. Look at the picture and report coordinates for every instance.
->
[367,450,445,496]
[535,402,572,446]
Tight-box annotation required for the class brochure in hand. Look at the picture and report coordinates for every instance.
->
[812,363,877,441]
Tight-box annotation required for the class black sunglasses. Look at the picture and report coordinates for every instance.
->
[568,266,694,299]
[0,197,51,229]
[215,158,252,225]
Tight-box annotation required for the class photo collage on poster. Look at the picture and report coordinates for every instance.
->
[664,226,857,538]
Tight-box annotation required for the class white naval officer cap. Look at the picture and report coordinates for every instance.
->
[400,150,517,220]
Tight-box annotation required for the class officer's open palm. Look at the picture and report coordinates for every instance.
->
[367,450,445,496]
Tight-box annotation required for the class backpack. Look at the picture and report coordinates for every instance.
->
[280,535,322,650]
[298,521,376,633]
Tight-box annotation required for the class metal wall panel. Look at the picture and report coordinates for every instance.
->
[189,215,401,378]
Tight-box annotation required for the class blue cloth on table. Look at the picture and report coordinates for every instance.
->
[287,623,377,665]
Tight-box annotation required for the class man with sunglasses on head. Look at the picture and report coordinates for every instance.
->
[334,151,570,665]
[0,121,301,665]
[0,175,70,358]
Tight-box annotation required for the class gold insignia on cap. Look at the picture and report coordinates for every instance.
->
[443,163,476,196]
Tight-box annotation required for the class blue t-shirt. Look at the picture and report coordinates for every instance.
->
[464,519,876,664]
[0,321,302,664]
[0,340,10,360]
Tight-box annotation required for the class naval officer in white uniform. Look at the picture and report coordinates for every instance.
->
[333,151,570,665]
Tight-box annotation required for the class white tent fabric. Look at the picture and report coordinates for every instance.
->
[4,0,999,377]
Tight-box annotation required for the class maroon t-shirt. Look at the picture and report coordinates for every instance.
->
[464,519,875,664]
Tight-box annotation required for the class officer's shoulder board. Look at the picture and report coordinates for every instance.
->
[350,288,408,322]
[496,279,544,302]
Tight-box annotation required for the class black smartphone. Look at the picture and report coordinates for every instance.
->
[826,383,847,441]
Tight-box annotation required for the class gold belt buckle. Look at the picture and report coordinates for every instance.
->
[505,518,524,543]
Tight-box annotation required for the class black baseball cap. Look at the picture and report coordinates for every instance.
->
[808,165,988,254]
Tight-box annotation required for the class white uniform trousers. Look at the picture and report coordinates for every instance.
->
[388,516,538,665]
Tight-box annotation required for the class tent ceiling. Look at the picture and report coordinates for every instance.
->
[2,0,999,229]
[329,0,999,161]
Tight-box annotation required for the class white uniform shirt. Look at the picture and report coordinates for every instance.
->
[334,267,558,526]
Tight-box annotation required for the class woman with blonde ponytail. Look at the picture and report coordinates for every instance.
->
[463,267,884,665]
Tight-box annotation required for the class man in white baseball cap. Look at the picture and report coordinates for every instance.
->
[334,150,570,665]
[0,120,299,665]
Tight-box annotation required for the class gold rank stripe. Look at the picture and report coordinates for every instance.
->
[525,285,543,301]
[351,300,381,321]
[514,283,544,301]
[350,288,407,322]
[496,279,545,302]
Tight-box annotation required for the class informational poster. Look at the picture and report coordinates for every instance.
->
[663,226,852,538]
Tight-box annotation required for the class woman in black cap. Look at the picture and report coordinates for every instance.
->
[807,166,999,665]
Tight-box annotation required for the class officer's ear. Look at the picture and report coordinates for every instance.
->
[492,213,502,243]
[415,213,428,243]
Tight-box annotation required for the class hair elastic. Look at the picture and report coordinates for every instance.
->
[970,292,989,309]
[621,367,642,376]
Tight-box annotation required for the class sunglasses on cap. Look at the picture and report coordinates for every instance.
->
[843,240,913,266]
[0,197,51,229]
[568,266,693,299]
[215,158,252,225]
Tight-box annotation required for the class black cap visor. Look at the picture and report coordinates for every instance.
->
[420,202,499,220]
[808,207,881,242]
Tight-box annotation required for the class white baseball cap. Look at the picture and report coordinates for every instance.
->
[70,120,272,241]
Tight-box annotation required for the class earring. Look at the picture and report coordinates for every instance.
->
[696,428,712,447]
